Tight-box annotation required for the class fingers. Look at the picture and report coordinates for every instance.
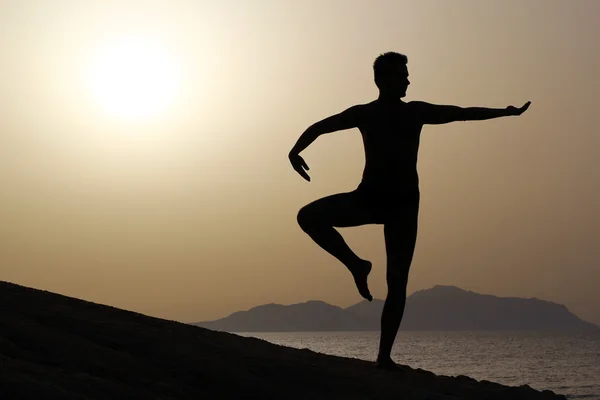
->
[292,161,311,181]
[290,154,311,181]
[300,171,311,181]
[295,166,311,181]
[519,101,531,114]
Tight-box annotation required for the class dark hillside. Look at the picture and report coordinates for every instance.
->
[0,281,565,399]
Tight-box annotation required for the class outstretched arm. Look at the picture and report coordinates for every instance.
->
[289,105,363,181]
[415,101,531,125]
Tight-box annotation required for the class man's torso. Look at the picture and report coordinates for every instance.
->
[356,100,423,192]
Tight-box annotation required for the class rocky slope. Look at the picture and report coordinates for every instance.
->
[0,281,566,399]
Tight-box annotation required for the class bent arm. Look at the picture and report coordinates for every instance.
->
[415,101,512,125]
[289,105,363,155]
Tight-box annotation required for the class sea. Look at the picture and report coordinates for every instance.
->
[238,331,600,399]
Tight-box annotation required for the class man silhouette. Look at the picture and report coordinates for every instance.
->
[288,52,530,369]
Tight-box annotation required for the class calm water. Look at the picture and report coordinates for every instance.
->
[238,331,600,399]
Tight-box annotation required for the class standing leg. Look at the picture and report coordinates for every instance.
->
[297,191,375,300]
[376,198,419,369]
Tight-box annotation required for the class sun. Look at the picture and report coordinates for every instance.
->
[87,36,181,121]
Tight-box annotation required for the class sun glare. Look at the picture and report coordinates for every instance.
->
[87,36,181,121]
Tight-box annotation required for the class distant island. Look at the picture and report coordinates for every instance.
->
[0,281,566,399]
[193,285,599,332]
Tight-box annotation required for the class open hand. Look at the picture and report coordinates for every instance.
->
[507,101,531,116]
[289,152,311,181]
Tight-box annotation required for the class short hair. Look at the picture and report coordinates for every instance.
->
[373,52,408,87]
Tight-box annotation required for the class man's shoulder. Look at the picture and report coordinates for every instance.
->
[348,101,378,116]
[357,100,428,110]
[405,101,433,118]
[339,102,376,121]
[406,100,428,109]
[349,101,377,111]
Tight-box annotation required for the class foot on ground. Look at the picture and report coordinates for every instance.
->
[350,260,372,301]
[375,357,404,371]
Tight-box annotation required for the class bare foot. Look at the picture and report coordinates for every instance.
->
[350,260,372,301]
[375,357,403,371]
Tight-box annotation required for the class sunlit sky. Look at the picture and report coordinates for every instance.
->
[1,0,599,324]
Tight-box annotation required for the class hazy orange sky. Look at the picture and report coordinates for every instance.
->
[1,0,599,325]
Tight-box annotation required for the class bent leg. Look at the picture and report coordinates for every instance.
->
[377,201,419,368]
[297,191,375,300]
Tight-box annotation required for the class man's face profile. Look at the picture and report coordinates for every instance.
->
[378,63,410,97]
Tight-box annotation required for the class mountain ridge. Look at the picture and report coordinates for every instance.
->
[194,286,599,332]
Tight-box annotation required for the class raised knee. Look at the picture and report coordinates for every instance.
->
[297,206,315,232]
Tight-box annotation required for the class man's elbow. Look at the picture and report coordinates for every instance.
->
[450,106,468,122]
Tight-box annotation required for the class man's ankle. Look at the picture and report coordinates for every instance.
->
[376,354,392,362]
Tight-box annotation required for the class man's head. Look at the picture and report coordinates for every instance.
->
[373,52,409,97]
